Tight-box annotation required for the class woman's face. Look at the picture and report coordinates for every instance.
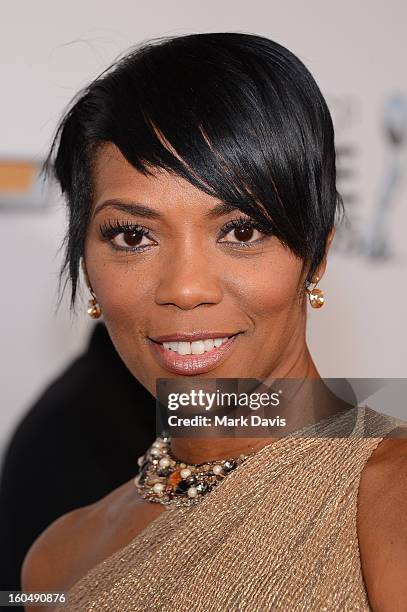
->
[84,143,322,397]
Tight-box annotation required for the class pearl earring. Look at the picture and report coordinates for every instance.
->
[87,288,102,319]
[306,276,325,308]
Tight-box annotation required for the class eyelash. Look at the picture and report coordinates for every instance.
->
[98,215,272,253]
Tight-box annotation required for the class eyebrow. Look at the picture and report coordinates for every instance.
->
[92,199,238,220]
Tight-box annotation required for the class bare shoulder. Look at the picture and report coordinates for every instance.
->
[357,430,407,611]
[22,478,165,611]
[21,484,123,606]
[21,501,101,612]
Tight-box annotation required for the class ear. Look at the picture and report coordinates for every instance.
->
[81,258,92,290]
[313,227,335,281]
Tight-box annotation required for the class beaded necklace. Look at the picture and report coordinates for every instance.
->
[134,431,256,507]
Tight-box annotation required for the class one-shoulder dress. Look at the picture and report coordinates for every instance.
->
[57,405,406,611]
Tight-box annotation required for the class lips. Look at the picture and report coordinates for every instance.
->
[148,333,241,375]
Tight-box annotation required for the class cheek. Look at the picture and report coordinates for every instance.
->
[85,258,155,336]
[229,251,304,320]
[88,263,156,389]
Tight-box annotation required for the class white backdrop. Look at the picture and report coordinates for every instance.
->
[1,0,406,459]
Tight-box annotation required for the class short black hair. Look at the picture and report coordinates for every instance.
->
[45,31,343,312]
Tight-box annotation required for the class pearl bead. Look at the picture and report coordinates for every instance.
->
[152,441,162,448]
[213,464,223,475]
[150,447,160,456]
[180,468,192,479]
[159,456,171,468]
[152,482,165,494]
[187,486,198,498]
[137,455,144,466]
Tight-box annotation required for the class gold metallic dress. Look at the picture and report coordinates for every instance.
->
[58,406,405,611]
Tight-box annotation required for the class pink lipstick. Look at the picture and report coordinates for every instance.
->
[148,333,241,375]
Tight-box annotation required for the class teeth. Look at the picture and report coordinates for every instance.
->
[162,337,229,355]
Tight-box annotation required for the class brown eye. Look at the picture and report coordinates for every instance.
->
[99,220,157,252]
[113,230,154,249]
[219,219,265,246]
[122,231,144,248]
[233,225,254,242]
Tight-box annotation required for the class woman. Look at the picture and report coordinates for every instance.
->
[22,32,407,611]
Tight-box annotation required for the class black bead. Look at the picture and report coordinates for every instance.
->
[175,480,190,495]
[157,467,171,477]
[196,482,210,494]
[222,460,236,472]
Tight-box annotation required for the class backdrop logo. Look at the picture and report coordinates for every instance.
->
[0,159,51,211]
[330,93,407,262]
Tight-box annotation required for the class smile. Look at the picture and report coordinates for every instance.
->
[161,337,230,355]
[148,332,241,375]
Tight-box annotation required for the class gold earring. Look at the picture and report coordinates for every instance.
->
[306,276,325,308]
[87,288,102,319]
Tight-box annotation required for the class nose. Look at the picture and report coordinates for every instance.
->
[154,245,223,310]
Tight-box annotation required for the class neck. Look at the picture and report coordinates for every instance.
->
[169,346,324,464]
